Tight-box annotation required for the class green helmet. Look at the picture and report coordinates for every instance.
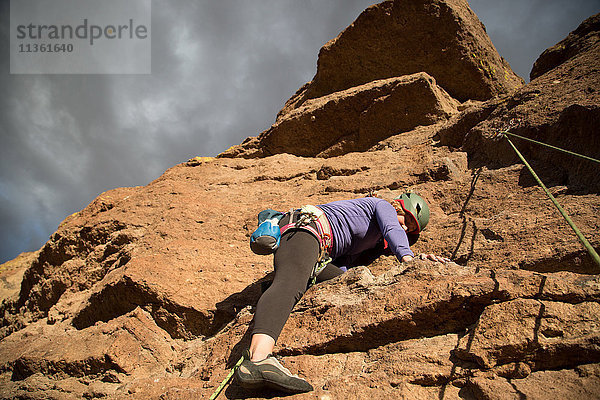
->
[394,192,430,233]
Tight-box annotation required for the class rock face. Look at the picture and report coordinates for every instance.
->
[0,252,36,302]
[279,0,523,115]
[530,13,600,80]
[220,0,523,159]
[444,12,600,193]
[225,73,460,158]
[1,4,599,400]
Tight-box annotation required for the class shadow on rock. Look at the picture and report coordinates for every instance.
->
[212,272,274,337]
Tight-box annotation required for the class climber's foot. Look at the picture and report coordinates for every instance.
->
[235,350,313,393]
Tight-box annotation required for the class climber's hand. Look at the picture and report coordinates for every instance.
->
[418,253,451,263]
[401,255,414,263]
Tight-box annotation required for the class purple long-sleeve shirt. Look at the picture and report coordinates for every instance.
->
[318,198,414,266]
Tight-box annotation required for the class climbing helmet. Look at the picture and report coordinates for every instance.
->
[394,192,430,233]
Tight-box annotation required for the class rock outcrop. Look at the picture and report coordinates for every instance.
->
[220,0,523,159]
[224,73,460,158]
[0,252,37,303]
[1,2,599,400]
[442,13,600,193]
[280,0,523,111]
[530,13,600,80]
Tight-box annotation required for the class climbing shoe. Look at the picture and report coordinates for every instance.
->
[235,350,313,393]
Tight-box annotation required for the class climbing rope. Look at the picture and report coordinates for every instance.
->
[501,130,600,164]
[500,132,600,269]
[309,256,333,288]
[208,354,245,400]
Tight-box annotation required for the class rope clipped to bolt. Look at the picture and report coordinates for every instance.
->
[493,121,600,269]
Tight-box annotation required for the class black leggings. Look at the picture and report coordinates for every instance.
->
[251,219,344,342]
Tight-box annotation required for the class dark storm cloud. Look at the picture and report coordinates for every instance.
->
[468,0,600,80]
[1,0,598,263]
[0,0,377,263]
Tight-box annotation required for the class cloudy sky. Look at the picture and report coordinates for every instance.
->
[1,0,599,264]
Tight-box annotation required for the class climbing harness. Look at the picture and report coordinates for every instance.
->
[249,204,334,286]
[208,354,245,400]
[496,127,600,269]
[280,205,334,285]
[280,206,332,255]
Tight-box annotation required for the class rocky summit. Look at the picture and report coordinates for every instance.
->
[1,1,599,399]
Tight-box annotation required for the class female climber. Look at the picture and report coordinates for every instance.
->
[235,193,449,393]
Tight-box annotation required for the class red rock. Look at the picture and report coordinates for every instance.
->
[530,13,600,80]
[0,4,598,400]
[222,73,459,158]
[278,0,523,119]
[0,251,37,302]
[451,14,600,193]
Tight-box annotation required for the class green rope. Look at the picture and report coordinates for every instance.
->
[209,354,245,400]
[502,130,600,164]
[503,135,600,269]
[309,256,332,288]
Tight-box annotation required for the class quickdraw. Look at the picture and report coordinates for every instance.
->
[502,135,600,269]
[309,256,333,288]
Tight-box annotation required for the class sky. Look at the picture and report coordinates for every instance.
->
[1,0,599,264]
